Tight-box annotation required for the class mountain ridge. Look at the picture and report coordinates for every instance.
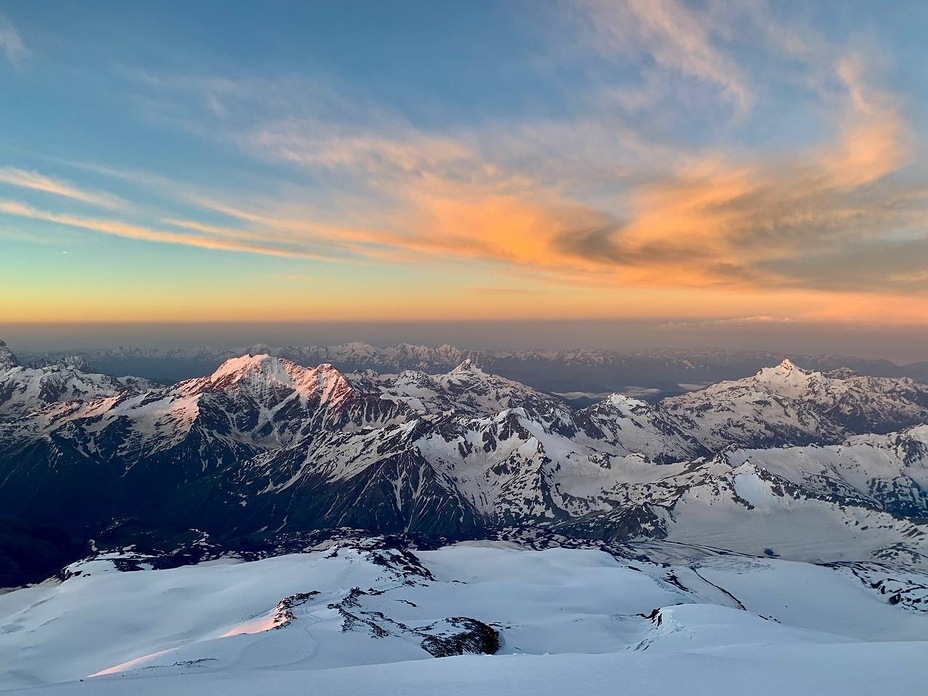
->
[2,345,928,585]
[15,342,928,397]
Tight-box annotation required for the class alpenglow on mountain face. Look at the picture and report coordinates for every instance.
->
[2,346,928,586]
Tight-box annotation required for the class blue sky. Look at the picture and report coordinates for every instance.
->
[1,1,927,328]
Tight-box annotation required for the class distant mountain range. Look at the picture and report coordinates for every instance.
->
[2,337,928,586]
[16,341,928,400]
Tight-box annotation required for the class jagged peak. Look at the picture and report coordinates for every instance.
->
[451,358,484,374]
[753,359,817,382]
[0,339,20,370]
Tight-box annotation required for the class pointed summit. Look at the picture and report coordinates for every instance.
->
[754,358,811,381]
[0,339,20,371]
[451,358,488,375]
[447,359,493,384]
[742,359,828,399]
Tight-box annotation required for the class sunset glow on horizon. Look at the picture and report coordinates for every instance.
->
[1,1,927,329]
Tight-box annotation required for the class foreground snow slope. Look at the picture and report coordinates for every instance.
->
[1,542,925,695]
[11,647,925,696]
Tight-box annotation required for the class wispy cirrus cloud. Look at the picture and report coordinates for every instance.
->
[0,200,344,261]
[0,14,28,65]
[0,168,128,210]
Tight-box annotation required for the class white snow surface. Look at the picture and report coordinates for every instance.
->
[1,543,925,695]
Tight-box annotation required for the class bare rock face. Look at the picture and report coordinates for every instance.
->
[419,617,500,657]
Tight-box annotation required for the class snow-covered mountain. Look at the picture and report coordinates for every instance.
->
[2,348,928,585]
[663,359,928,449]
[18,342,928,397]
[1,540,926,695]
[0,341,152,420]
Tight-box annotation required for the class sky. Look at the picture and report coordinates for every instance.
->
[1,1,928,354]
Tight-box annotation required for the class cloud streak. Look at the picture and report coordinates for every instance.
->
[0,200,340,261]
[0,168,128,209]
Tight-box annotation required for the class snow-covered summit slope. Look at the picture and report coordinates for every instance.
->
[1,542,925,695]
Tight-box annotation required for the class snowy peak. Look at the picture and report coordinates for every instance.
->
[764,358,801,375]
[752,358,821,390]
[206,353,278,383]
[448,358,486,379]
[579,392,707,462]
[188,354,354,405]
[0,339,19,371]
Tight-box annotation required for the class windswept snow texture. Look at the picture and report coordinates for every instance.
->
[1,543,925,695]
